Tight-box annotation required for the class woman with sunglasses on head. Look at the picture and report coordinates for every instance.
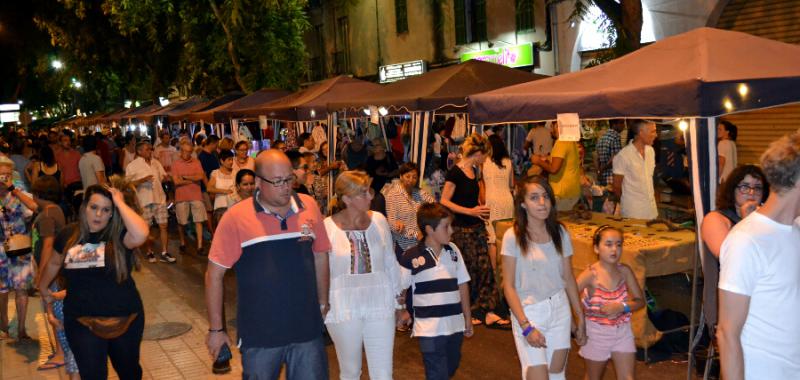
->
[324,171,402,380]
[501,175,586,380]
[38,184,150,380]
[700,165,769,329]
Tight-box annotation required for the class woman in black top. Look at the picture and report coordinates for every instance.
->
[440,133,509,327]
[700,165,768,329]
[38,184,150,380]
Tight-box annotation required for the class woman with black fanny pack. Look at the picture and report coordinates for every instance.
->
[38,184,149,380]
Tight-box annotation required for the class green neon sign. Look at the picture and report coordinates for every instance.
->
[460,43,534,68]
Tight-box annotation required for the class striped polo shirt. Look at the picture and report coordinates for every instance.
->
[209,191,331,349]
[399,242,470,337]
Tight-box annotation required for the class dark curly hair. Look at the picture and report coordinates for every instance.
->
[716,164,769,211]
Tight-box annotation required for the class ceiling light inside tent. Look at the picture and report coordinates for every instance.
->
[159,97,169,106]
[310,109,316,118]
[737,83,749,97]
[723,98,734,112]
[378,107,388,116]
[363,108,371,116]
[678,120,688,132]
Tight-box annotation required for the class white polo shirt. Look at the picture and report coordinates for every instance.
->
[719,212,800,379]
[613,143,657,220]
[125,157,167,207]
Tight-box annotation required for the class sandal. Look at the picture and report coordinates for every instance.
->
[38,360,66,370]
[471,318,483,326]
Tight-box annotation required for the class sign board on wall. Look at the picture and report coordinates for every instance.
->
[460,43,535,68]
[379,60,427,83]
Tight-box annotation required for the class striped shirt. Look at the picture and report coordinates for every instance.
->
[399,242,470,337]
[382,180,436,251]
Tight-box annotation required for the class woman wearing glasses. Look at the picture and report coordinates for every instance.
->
[324,171,401,380]
[700,164,769,329]
[232,140,255,177]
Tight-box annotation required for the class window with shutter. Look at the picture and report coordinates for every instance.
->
[396,0,408,34]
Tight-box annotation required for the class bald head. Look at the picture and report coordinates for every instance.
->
[255,149,291,176]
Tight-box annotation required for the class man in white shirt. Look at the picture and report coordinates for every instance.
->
[126,141,176,263]
[78,134,106,190]
[718,130,800,380]
[612,120,658,220]
[523,122,554,156]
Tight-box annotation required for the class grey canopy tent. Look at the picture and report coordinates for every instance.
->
[327,60,547,182]
[468,26,800,379]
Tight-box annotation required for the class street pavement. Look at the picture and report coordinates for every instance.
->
[1,230,698,379]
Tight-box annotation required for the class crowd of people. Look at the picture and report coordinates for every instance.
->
[0,118,797,380]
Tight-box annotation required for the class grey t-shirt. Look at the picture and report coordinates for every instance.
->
[79,152,105,190]
[501,225,573,305]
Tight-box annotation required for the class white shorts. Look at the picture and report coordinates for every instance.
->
[176,200,208,225]
[510,289,572,369]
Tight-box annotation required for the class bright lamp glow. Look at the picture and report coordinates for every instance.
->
[738,83,749,97]
[124,100,132,108]
[678,120,689,132]
[73,81,82,89]
[723,99,734,112]
[363,108,371,116]
[310,109,316,118]
[159,97,169,106]
[51,59,63,70]
[378,107,388,116]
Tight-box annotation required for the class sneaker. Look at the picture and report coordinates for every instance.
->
[159,252,177,263]
[212,359,231,374]
[146,252,157,263]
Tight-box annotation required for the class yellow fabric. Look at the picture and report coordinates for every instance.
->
[495,212,696,348]
[548,141,582,199]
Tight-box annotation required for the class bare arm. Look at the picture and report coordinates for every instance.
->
[35,236,56,286]
[10,188,38,213]
[502,255,528,327]
[718,290,750,380]
[37,249,65,300]
[621,265,645,311]
[109,187,149,249]
[459,283,473,337]
[562,256,586,344]
[612,174,624,200]
[205,262,231,359]
[701,212,733,258]
[440,181,479,218]
[95,170,107,186]
[533,156,564,174]
[314,251,330,318]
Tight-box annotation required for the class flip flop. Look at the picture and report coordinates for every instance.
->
[471,318,483,326]
[485,318,512,330]
[38,360,66,370]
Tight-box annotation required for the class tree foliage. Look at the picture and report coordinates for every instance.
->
[549,0,643,64]
[29,0,310,115]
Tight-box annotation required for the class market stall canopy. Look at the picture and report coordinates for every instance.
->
[190,88,291,123]
[97,105,145,124]
[124,103,164,122]
[237,76,382,121]
[137,96,207,124]
[328,60,547,114]
[468,27,800,124]
[181,92,246,123]
[76,110,116,126]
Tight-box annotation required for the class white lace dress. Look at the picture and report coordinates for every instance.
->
[482,158,514,244]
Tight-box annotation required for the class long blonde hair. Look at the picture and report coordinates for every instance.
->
[329,170,372,214]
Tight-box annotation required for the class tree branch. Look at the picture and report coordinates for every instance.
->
[208,0,249,92]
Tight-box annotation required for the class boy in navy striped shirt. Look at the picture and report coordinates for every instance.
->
[397,203,472,380]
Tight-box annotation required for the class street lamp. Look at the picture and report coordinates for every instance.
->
[51,59,63,70]
[73,81,82,89]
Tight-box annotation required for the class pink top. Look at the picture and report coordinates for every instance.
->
[56,148,81,185]
[171,158,204,202]
[582,265,632,326]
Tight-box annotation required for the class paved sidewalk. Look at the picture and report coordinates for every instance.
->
[1,263,242,380]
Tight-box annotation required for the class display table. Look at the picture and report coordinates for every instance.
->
[495,212,696,348]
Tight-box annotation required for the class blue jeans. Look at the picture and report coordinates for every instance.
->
[241,336,328,380]
[418,333,464,380]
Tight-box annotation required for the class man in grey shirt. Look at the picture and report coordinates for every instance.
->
[78,135,106,190]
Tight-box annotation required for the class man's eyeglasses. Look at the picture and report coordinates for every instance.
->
[256,173,297,188]
[736,184,764,195]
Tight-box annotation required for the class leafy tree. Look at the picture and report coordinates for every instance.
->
[550,0,643,63]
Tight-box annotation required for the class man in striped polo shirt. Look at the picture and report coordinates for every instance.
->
[205,150,331,379]
[398,203,472,380]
